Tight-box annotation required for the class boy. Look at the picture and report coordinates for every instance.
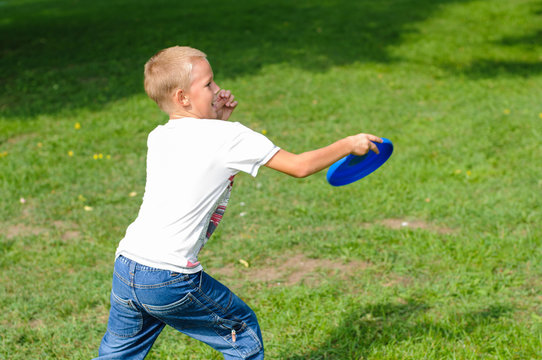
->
[95,46,382,360]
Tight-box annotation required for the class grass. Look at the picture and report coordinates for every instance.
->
[1,0,541,359]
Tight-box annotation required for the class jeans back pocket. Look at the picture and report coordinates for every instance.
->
[107,290,143,338]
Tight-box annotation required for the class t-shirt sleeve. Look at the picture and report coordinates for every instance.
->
[224,122,281,177]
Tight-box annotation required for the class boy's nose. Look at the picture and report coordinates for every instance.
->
[212,83,221,94]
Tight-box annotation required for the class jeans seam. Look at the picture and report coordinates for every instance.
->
[200,290,229,314]
[131,275,191,289]
[114,269,191,290]
[141,292,200,315]
[197,273,231,315]
[114,270,131,287]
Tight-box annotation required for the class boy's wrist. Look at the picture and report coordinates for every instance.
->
[344,136,356,154]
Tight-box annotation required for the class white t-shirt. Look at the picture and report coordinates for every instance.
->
[116,118,280,273]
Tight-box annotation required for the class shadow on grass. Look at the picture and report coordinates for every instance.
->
[443,29,542,79]
[451,59,542,79]
[283,301,514,359]
[1,0,472,118]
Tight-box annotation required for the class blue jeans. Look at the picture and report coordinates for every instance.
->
[95,256,264,359]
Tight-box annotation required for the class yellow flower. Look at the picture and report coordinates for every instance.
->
[84,205,93,211]
[98,153,103,159]
[74,122,81,130]
[0,151,8,158]
[454,169,462,175]
[129,192,137,197]
[539,113,542,119]
[106,154,111,160]
[93,154,99,160]
[466,170,472,176]
[68,150,74,157]
[503,109,510,115]
[261,129,267,135]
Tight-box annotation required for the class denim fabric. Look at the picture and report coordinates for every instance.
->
[95,256,264,359]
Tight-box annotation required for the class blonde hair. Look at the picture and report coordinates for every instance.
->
[144,46,207,113]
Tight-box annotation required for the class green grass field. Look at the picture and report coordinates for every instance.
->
[1,0,541,358]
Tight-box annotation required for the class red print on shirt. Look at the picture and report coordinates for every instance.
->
[205,176,235,239]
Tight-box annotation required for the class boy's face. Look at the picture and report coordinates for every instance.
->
[186,58,221,119]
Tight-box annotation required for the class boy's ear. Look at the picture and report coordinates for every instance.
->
[173,89,190,107]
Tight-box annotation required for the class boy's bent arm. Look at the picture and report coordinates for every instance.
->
[265,133,382,178]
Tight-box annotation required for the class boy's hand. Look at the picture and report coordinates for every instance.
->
[213,89,238,120]
[349,133,383,156]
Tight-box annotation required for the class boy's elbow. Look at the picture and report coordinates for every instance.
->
[291,163,313,178]
[290,170,308,178]
[267,151,315,178]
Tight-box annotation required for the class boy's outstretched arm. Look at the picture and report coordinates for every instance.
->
[265,133,383,178]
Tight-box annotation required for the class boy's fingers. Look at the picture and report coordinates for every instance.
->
[226,95,235,106]
[214,92,226,104]
[225,101,238,109]
[215,89,227,100]
[370,141,380,154]
[221,90,232,99]
[369,135,383,143]
[216,90,236,106]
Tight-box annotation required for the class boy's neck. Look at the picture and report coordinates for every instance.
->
[169,111,199,120]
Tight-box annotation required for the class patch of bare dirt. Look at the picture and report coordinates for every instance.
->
[377,218,454,234]
[4,220,80,240]
[53,220,81,240]
[298,218,455,235]
[29,319,44,329]
[62,230,81,240]
[5,224,47,239]
[6,132,38,145]
[211,253,372,287]
[381,273,413,288]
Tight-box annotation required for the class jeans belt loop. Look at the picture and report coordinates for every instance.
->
[129,260,137,285]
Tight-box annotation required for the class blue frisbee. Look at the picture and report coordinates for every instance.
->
[326,138,393,186]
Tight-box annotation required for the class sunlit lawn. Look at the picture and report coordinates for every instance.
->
[1,0,541,359]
